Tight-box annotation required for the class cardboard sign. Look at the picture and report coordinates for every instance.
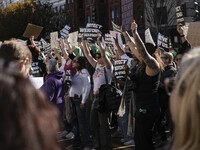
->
[112,21,121,33]
[114,59,128,81]
[78,23,102,41]
[23,23,43,39]
[176,6,185,25]
[121,0,133,31]
[186,22,200,47]
[145,28,155,46]
[110,31,124,51]
[69,31,78,47]
[61,25,71,39]
[50,31,59,49]
[157,33,170,49]
[29,77,43,89]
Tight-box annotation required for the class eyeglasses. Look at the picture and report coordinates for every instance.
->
[72,59,78,63]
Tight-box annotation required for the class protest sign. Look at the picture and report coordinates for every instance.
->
[157,33,170,49]
[121,0,133,31]
[23,23,43,39]
[112,21,121,33]
[145,28,155,46]
[40,38,52,53]
[186,22,200,47]
[176,6,185,25]
[61,25,71,39]
[114,59,128,81]
[29,77,43,89]
[105,33,113,46]
[69,31,78,47]
[65,69,71,86]
[110,31,124,51]
[50,31,59,49]
[78,23,102,42]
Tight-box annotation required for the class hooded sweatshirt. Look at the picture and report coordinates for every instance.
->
[41,71,65,109]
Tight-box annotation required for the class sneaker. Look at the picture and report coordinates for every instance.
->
[111,130,122,137]
[124,139,134,145]
[65,131,74,139]
[83,147,92,150]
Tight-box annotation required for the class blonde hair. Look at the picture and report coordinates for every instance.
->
[171,47,200,150]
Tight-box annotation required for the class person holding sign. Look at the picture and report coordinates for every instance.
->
[122,20,164,150]
[82,33,113,150]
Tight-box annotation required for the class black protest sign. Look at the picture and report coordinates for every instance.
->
[176,6,185,25]
[157,33,171,50]
[65,69,71,86]
[78,23,102,42]
[40,38,52,54]
[121,0,133,31]
[112,21,121,33]
[114,59,128,81]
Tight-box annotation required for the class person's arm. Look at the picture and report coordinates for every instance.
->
[82,35,97,68]
[106,46,114,56]
[59,38,69,60]
[97,33,112,69]
[113,35,125,56]
[123,21,160,76]
[29,36,36,46]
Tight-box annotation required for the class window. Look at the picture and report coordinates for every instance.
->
[111,10,115,20]
[116,8,119,18]
[156,7,168,25]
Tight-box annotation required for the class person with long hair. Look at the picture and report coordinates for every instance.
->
[0,58,60,150]
[122,20,164,150]
[170,48,200,150]
[69,56,93,150]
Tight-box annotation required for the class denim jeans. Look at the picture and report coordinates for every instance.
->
[70,97,93,148]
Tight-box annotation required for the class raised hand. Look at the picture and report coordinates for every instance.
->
[131,20,138,34]
[177,23,184,35]
[97,32,102,41]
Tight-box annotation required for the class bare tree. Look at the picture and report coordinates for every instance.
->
[145,0,177,35]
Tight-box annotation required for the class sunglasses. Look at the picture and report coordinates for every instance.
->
[72,59,78,63]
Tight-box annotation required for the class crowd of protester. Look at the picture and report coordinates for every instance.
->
[0,20,200,150]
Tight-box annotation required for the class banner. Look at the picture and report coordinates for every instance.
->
[69,31,78,47]
[61,25,71,40]
[23,23,43,39]
[176,6,185,25]
[121,0,133,31]
[186,22,200,47]
[50,31,59,49]
[112,21,121,33]
[145,28,155,46]
[114,59,128,81]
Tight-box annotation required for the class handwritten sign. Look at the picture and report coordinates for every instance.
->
[121,0,133,31]
[114,59,128,81]
[50,31,59,49]
[69,31,78,47]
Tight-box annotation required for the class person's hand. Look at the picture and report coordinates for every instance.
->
[59,38,65,50]
[177,23,184,35]
[113,35,118,45]
[97,32,101,41]
[80,103,85,110]
[131,20,138,34]
[29,36,34,41]
[69,46,76,54]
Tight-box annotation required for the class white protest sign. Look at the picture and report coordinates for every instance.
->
[105,33,113,46]
[61,25,71,39]
[145,28,155,46]
[112,21,121,33]
[50,31,59,49]
[29,77,43,89]
[69,31,78,47]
